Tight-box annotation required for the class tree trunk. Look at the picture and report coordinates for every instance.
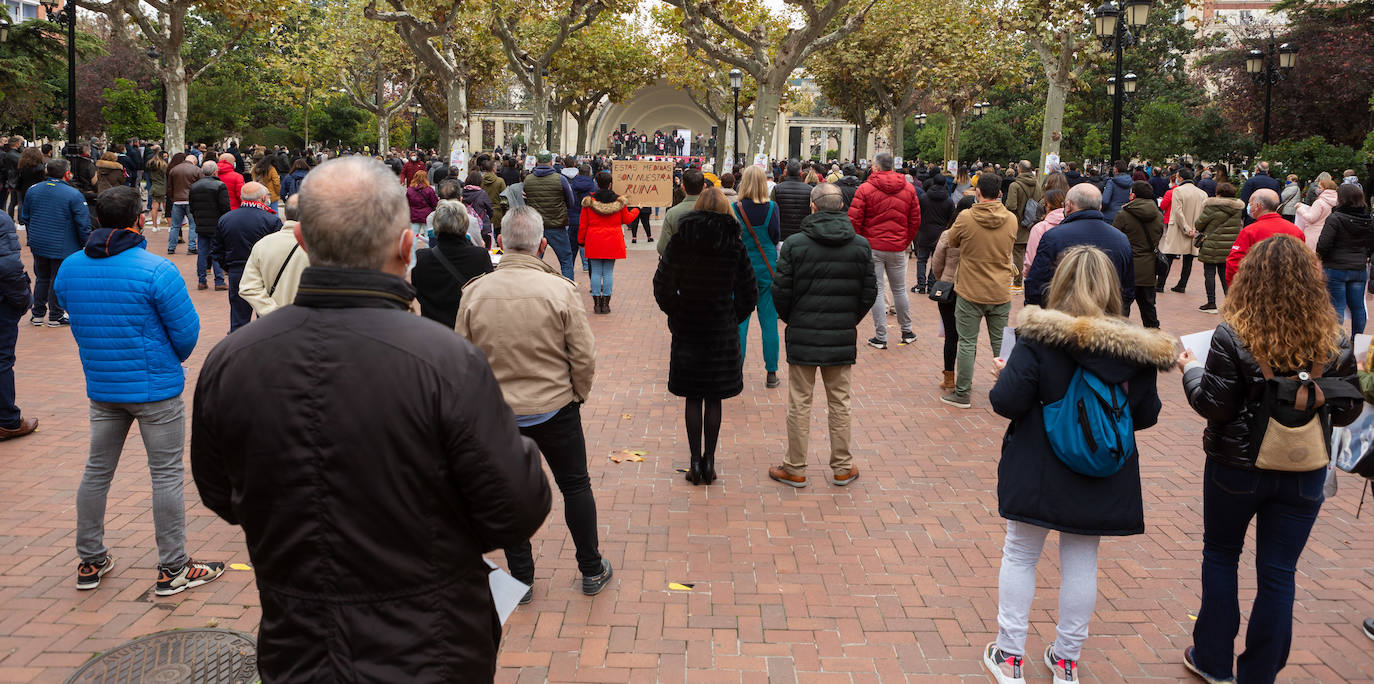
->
[857,120,871,161]
[445,76,468,160]
[377,115,391,153]
[528,83,548,152]
[944,108,961,162]
[574,111,591,155]
[712,117,727,172]
[749,85,783,159]
[551,105,564,154]
[162,61,188,154]
[1038,78,1069,174]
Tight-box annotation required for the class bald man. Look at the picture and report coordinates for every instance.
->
[1224,188,1304,285]
[214,181,283,331]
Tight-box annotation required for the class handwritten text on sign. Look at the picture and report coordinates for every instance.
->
[613,160,675,207]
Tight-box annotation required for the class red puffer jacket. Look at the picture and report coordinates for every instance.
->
[217,159,245,210]
[847,170,921,252]
[578,191,638,260]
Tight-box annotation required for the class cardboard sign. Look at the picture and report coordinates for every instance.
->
[449,143,468,179]
[612,160,675,207]
[893,156,904,169]
[524,155,537,171]
[1043,153,1060,175]
[947,160,958,173]
[753,153,768,168]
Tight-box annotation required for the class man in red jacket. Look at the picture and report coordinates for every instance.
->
[848,151,921,349]
[216,154,244,209]
[1225,189,1304,285]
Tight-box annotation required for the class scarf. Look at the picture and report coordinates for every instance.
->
[241,199,276,214]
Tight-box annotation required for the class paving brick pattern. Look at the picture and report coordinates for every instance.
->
[1,233,1371,683]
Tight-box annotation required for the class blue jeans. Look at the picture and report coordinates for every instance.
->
[544,227,575,280]
[168,204,197,252]
[197,236,224,286]
[738,286,779,373]
[1323,267,1367,335]
[227,269,252,332]
[1192,460,1325,683]
[588,259,615,296]
[0,304,20,429]
[570,226,588,270]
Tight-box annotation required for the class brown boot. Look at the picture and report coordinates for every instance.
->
[0,416,38,441]
[940,370,955,390]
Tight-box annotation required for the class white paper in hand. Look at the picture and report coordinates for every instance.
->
[998,327,1016,360]
[485,558,529,625]
[1355,334,1372,364]
[1180,330,1215,364]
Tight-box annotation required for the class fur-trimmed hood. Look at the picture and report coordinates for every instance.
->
[95,159,124,170]
[581,193,628,215]
[1016,305,1177,373]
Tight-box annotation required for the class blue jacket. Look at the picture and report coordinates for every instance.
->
[0,213,31,312]
[1024,209,1135,307]
[1239,171,1281,208]
[213,205,282,272]
[280,169,308,201]
[54,227,199,403]
[567,174,596,229]
[1099,174,1133,223]
[20,178,91,259]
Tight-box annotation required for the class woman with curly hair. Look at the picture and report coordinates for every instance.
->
[1178,234,1362,684]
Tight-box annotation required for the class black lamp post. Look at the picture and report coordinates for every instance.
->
[729,68,742,165]
[41,0,78,152]
[1246,36,1297,145]
[410,103,421,149]
[915,113,928,129]
[1094,0,1151,165]
[1,17,11,43]
[973,102,991,118]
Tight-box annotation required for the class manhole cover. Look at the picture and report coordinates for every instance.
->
[65,628,258,684]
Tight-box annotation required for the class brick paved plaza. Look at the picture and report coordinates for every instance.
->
[1,234,1372,683]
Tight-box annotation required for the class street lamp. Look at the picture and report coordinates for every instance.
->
[1094,0,1152,164]
[973,102,991,117]
[40,0,78,153]
[1245,34,1297,145]
[729,68,742,165]
[409,103,421,150]
[915,113,927,128]
[1,18,10,43]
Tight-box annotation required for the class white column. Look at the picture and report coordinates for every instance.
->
[801,125,813,160]
[840,126,854,163]
[495,119,504,151]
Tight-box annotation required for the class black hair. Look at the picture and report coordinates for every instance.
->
[595,171,613,190]
[975,172,1001,199]
[1131,181,1154,199]
[682,168,706,195]
[95,186,143,229]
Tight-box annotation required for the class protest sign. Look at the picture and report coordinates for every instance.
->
[613,160,675,207]
[524,155,537,171]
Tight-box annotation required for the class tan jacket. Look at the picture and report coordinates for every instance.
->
[456,253,595,415]
[929,229,961,283]
[237,223,309,316]
[944,201,1018,305]
[1162,181,1206,255]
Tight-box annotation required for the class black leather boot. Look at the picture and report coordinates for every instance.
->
[603,295,611,313]
[701,453,717,484]
[685,455,703,485]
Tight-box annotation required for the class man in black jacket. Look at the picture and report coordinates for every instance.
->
[768,183,877,489]
[771,159,814,242]
[212,182,281,332]
[188,161,230,288]
[834,164,862,210]
[190,156,551,683]
[913,175,955,293]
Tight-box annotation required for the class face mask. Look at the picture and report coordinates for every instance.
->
[410,156,417,162]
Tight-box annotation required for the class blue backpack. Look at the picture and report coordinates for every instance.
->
[1043,367,1135,477]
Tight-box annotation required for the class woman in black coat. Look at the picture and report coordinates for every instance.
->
[986,246,1176,684]
[1314,184,1374,337]
[1178,234,1361,684]
[654,188,757,486]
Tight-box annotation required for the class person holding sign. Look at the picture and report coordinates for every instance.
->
[1178,234,1361,684]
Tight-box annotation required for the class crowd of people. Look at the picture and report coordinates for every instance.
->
[2,129,1373,683]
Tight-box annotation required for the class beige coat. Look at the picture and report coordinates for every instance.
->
[456,252,595,415]
[237,223,310,317]
[1161,181,1206,256]
[944,201,1019,305]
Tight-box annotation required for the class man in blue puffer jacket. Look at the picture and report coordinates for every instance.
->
[54,186,225,598]
[20,158,90,327]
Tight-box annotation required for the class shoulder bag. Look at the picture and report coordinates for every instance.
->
[732,202,775,278]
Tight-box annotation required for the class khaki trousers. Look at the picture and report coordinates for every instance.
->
[784,363,853,476]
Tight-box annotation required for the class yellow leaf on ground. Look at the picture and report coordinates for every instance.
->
[229,563,253,571]
[667,582,694,591]
[609,449,646,463]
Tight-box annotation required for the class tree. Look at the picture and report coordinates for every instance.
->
[75,0,275,152]
[661,0,876,158]
[1261,136,1361,183]
[810,50,882,161]
[0,12,104,137]
[101,77,163,141]
[332,0,422,152]
[548,15,660,154]
[489,0,614,152]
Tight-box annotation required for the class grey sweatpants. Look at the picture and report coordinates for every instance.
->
[869,249,911,342]
[76,396,189,569]
[995,520,1102,661]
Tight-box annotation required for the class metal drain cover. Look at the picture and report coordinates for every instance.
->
[66,628,258,684]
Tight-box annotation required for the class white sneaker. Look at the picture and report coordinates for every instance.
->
[983,642,1026,684]
[1044,644,1077,683]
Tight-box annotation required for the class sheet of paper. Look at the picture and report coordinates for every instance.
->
[998,327,1015,360]
[485,559,529,625]
[1355,334,1372,363]
[1180,330,1215,364]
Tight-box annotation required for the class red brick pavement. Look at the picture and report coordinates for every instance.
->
[1,231,1371,683]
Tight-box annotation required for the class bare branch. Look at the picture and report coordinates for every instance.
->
[189,26,247,82]
[798,0,877,61]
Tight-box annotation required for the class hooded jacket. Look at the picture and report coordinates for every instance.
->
[481,172,507,231]
[1194,197,1244,264]
[578,191,638,260]
[94,158,126,194]
[1023,208,1066,277]
[915,182,955,251]
[834,175,862,210]
[217,159,244,209]
[944,201,1018,306]
[1100,173,1134,222]
[653,210,757,399]
[524,165,574,229]
[771,210,877,367]
[52,227,199,403]
[1315,206,1374,271]
[1112,198,1165,286]
[848,170,921,252]
[567,174,597,229]
[1295,188,1338,247]
[1025,209,1134,307]
[770,176,814,241]
[1003,172,1042,240]
[189,266,550,683]
[20,178,91,259]
[461,185,494,233]
[280,168,308,201]
[1182,322,1360,470]
[990,306,1174,536]
[1225,213,1305,284]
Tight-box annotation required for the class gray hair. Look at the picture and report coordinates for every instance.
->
[297,156,408,270]
[1065,183,1102,212]
[240,182,269,202]
[810,182,844,212]
[283,194,300,221]
[874,152,894,171]
[1249,188,1280,214]
[501,206,544,254]
[431,200,470,236]
[201,161,218,176]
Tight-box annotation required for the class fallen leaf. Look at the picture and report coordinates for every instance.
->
[621,414,632,420]
[667,582,695,591]
[610,449,646,463]
[229,563,253,571]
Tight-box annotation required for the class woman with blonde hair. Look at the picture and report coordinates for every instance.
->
[733,165,783,388]
[1179,234,1361,684]
[986,245,1175,684]
[654,187,758,485]
[144,148,168,229]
